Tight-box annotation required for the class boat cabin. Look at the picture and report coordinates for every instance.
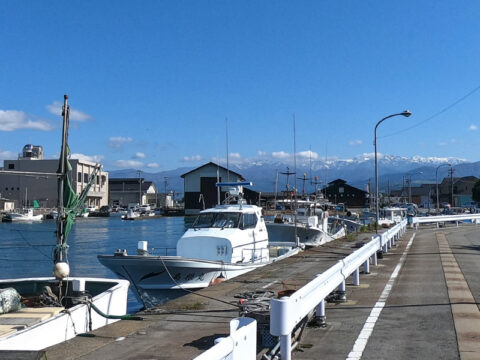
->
[177,204,268,264]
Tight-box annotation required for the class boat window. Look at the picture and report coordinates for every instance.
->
[240,213,257,229]
[193,213,216,228]
[193,212,241,229]
[212,212,240,228]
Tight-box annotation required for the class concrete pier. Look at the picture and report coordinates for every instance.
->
[38,225,480,359]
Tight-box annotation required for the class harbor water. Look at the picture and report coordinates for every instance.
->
[0,216,189,313]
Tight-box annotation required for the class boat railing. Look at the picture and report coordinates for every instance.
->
[149,247,176,256]
[241,247,269,263]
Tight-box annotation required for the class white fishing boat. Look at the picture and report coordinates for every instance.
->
[266,200,345,247]
[3,208,43,222]
[0,95,130,350]
[98,182,301,308]
[121,208,140,220]
[377,207,408,227]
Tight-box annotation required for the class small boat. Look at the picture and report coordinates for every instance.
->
[121,208,140,220]
[76,208,89,218]
[0,95,130,350]
[98,182,300,308]
[378,207,408,227]
[2,208,43,222]
[266,200,344,247]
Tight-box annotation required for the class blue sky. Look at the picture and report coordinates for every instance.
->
[1,1,479,171]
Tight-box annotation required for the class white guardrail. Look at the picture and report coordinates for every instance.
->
[194,317,257,360]
[195,220,408,360]
[269,219,408,360]
[412,213,480,228]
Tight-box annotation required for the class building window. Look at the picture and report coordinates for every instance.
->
[78,172,82,182]
[101,175,106,186]
[84,173,89,183]
[96,176,100,185]
[8,164,14,169]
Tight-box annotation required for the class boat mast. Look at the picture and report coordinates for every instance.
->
[293,114,299,247]
[53,95,70,279]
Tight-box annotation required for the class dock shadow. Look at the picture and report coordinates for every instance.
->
[183,333,229,350]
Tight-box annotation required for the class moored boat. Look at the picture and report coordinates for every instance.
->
[0,95,130,350]
[98,182,300,308]
[3,208,43,222]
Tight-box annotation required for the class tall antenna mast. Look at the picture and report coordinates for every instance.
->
[226,117,230,182]
[293,114,298,247]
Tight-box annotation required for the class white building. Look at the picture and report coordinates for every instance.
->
[0,145,108,209]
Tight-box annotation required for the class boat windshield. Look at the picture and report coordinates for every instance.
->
[193,212,241,229]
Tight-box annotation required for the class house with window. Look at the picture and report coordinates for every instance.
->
[108,178,158,207]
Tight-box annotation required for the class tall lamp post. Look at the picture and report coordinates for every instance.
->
[436,163,451,212]
[374,110,412,233]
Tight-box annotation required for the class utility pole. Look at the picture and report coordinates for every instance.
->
[449,168,455,206]
[164,177,168,209]
[137,170,142,205]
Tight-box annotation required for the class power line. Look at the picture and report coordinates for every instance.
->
[379,84,480,139]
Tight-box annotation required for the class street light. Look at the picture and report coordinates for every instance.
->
[436,163,451,212]
[374,110,412,233]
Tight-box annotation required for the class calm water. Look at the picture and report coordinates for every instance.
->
[0,216,188,312]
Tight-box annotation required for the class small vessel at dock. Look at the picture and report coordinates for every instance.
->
[98,182,301,308]
[0,95,129,350]
[2,208,43,222]
[265,200,346,247]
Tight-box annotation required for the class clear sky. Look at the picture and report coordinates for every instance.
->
[1,1,479,171]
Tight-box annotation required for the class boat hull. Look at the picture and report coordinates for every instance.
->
[266,222,327,246]
[98,255,264,307]
[0,277,129,350]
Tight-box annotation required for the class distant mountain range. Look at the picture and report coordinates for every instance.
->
[108,155,480,197]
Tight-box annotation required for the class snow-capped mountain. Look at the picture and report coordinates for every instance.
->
[108,154,476,195]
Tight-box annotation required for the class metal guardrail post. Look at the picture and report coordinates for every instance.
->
[280,334,292,360]
[315,300,326,325]
[364,258,370,274]
[338,280,346,301]
[353,268,360,286]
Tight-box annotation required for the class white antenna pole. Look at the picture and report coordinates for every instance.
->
[226,117,230,182]
[293,114,299,247]
[217,164,220,205]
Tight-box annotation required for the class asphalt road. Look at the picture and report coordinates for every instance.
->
[296,225,480,360]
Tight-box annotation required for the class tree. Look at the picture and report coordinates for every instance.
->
[472,180,480,203]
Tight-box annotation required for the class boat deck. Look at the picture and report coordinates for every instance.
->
[0,307,64,337]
